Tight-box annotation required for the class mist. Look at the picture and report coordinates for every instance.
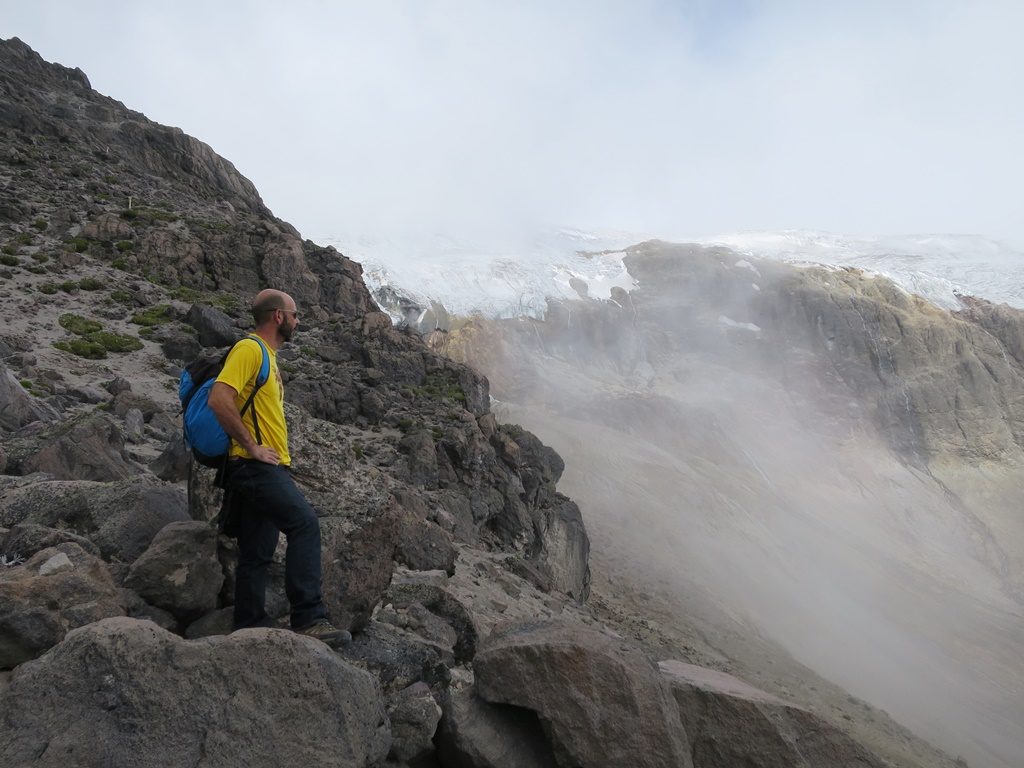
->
[439,243,1024,768]
[3,1,1024,243]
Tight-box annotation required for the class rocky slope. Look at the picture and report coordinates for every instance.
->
[428,240,1024,768]
[0,37,969,768]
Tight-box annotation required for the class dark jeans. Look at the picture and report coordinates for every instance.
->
[225,461,327,630]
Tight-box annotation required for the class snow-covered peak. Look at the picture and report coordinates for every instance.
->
[317,228,1024,320]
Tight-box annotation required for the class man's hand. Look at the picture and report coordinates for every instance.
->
[249,445,280,465]
[209,382,277,462]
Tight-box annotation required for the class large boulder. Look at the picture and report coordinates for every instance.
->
[435,685,558,768]
[124,521,224,622]
[473,621,692,768]
[185,303,239,348]
[386,681,442,763]
[0,543,126,669]
[532,495,590,602]
[0,617,391,767]
[13,411,138,481]
[0,362,58,431]
[0,475,190,562]
[658,661,886,768]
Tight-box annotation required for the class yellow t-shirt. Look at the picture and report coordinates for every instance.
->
[215,335,291,466]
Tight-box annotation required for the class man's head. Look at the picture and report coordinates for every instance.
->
[251,289,299,342]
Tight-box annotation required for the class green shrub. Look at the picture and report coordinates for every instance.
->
[38,282,59,295]
[352,442,364,460]
[59,313,102,335]
[78,277,104,291]
[27,265,47,275]
[16,233,32,245]
[59,280,79,293]
[65,237,89,253]
[114,240,133,252]
[138,326,156,339]
[0,254,17,266]
[54,338,106,359]
[112,258,129,270]
[168,285,202,303]
[1,244,16,255]
[32,218,47,231]
[31,252,49,263]
[130,304,173,326]
[86,330,143,353]
[110,289,135,305]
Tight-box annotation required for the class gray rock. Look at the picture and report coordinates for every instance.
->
[340,620,453,694]
[0,543,126,669]
[1,522,101,560]
[15,411,138,481]
[0,618,391,767]
[184,606,235,639]
[0,361,58,431]
[186,303,239,347]
[125,521,224,622]
[37,552,72,576]
[104,376,132,395]
[124,407,145,443]
[659,661,886,768]
[436,686,557,768]
[387,682,442,762]
[69,384,108,405]
[532,496,590,602]
[395,515,458,575]
[388,578,479,663]
[474,621,692,768]
[320,504,400,633]
[150,432,191,482]
[0,475,190,563]
[111,390,161,421]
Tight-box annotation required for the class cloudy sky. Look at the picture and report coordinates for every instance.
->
[3,1,1022,243]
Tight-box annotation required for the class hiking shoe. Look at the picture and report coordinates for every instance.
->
[295,619,351,649]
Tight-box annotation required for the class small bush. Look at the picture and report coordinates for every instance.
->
[112,258,129,270]
[38,282,59,295]
[110,289,135,305]
[65,237,89,253]
[31,253,49,263]
[86,330,143,353]
[114,240,132,252]
[138,326,156,339]
[54,338,106,359]
[27,265,47,274]
[131,304,173,326]
[0,254,17,266]
[32,218,47,231]
[352,442,364,460]
[78,277,104,291]
[15,233,32,245]
[59,280,79,293]
[59,313,102,335]
[1,244,16,255]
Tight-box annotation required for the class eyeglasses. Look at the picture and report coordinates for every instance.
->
[277,309,300,320]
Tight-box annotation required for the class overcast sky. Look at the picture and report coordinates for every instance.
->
[3,1,1023,243]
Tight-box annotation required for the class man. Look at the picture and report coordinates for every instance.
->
[208,288,350,648]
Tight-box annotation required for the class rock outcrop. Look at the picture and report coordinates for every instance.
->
[0,617,390,767]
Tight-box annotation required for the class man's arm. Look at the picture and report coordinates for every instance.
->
[208,382,280,465]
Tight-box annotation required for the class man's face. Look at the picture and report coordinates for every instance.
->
[278,304,299,341]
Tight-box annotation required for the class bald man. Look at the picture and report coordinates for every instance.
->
[208,289,349,648]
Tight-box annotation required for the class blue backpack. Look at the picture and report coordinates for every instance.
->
[178,337,270,468]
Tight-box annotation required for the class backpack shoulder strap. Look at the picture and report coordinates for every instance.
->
[239,336,272,445]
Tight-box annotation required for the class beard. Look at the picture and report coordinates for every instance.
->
[279,319,296,342]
